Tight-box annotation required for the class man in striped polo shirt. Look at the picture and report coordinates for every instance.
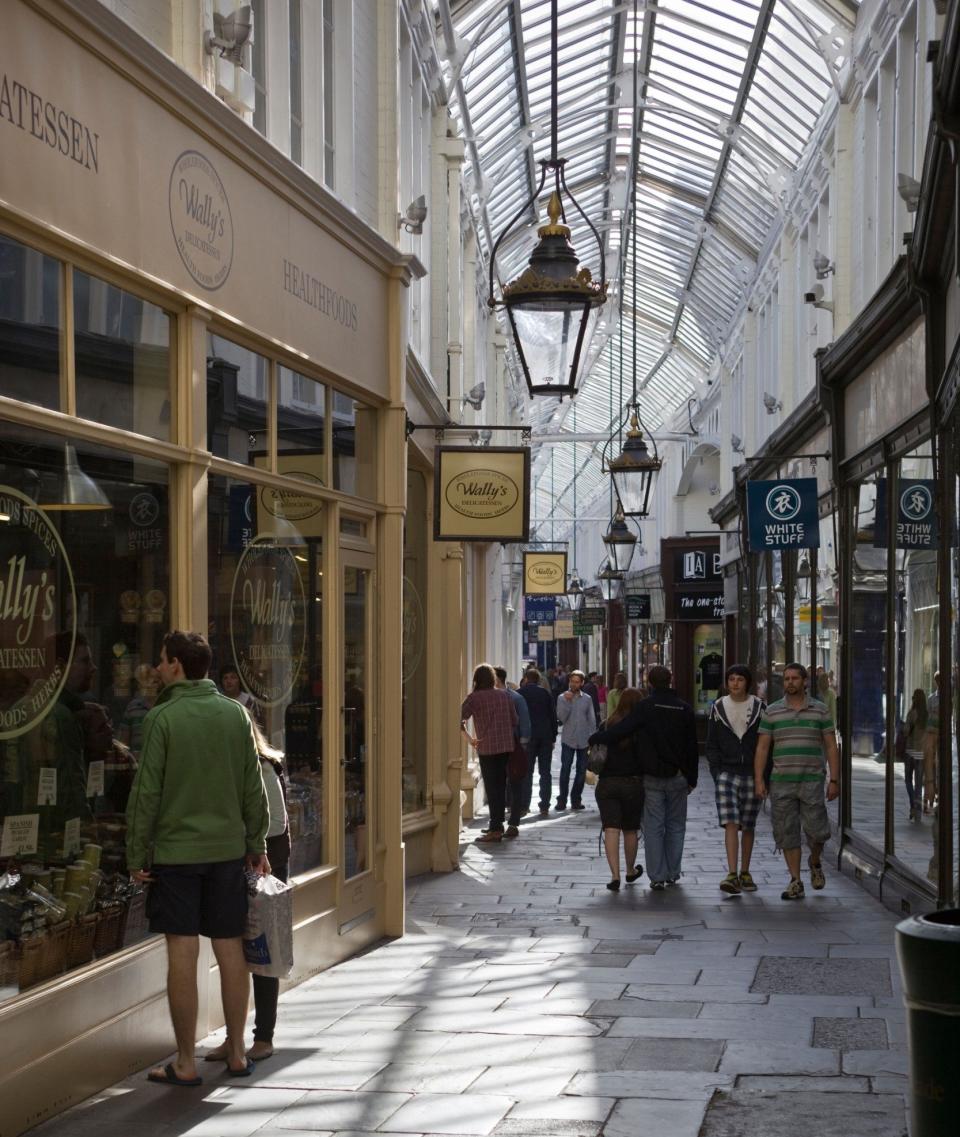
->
[754,662,839,900]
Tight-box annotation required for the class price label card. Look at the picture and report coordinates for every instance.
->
[37,767,57,806]
[64,818,82,857]
[86,759,105,798]
[0,813,40,857]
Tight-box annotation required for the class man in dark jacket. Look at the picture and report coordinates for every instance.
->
[590,665,698,889]
[705,664,764,894]
[519,668,559,817]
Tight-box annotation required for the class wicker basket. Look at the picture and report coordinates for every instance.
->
[93,905,124,957]
[19,920,70,990]
[65,914,99,970]
[119,889,149,947]
[0,940,17,991]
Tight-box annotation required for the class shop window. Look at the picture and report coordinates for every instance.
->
[0,234,61,412]
[402,470,427,813]
[206,473,326,876]
[849,477,887,845]
[331,390,375,498]
[207,334,268,464]
[891,445,938,881]
[74,270,171,441]
[277,365,326,487]
[0,422,169,1002]
[949,433,959,896]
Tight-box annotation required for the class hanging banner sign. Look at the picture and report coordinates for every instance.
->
[434,447,530,541]
[524,596,558,622]
[523,551,567,595]
[874,479,938,549]
[746,478,820,551]
[625,594,651,620]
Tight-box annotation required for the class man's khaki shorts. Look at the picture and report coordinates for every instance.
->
[769,780,831,850]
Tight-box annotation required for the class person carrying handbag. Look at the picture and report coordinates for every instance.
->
[593,688,646,890]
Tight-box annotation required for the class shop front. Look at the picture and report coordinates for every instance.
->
[0,1,417,1130]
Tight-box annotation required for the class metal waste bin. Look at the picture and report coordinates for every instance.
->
[895,909,960,1136]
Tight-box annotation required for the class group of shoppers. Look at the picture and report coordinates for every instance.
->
[462,657,842,903]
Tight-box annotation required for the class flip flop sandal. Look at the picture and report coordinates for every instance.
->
[147,1063,203,1088]
[226,1058,255,1077]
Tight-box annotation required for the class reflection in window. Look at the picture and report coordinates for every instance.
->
[402,471,428,812]
[332,391,375,498]
[74,270,171,440]
[849,478,887,844]
[206,473,326,875]
[207,334,268,463]
[0,421,169,998]
[0,234,61,412]
[892,447,938,880]
[277,365,326,486]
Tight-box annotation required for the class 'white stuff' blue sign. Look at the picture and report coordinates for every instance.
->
[746,478,820,551]
[874,479,938,549]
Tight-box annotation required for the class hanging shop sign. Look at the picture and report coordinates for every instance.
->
[522,550,567,594]
[524,596,558,622]
[554,616,575,638]
[536,625,554,641]
[673,590,724,620]
[0,486,76,740]
[746,478,820,551]
[625,594,651,620]
[874,479,938,549]
[578,606,606,626]
[434,447,530,542]
[230,537,306,707]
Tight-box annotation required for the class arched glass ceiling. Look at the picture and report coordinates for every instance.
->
[439,0,855,540]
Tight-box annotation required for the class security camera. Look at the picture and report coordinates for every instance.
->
[897,173,921,213]
[804,284,824,304]
[204,5,253,64]
[731,434,744,454]
[461,382,485,410]
[813,251,835,279]
[399,195,428,235]
[763,392,782,415]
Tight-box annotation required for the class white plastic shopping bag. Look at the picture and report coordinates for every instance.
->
[242,873,294,978]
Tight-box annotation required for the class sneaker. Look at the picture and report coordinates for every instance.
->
[808,857,825,890]
[720,871,741,894]
[738,870,758,892]
[650,881,667,891]
[504,825,519,839]
[781,878,805,900]
[571,803,586,811]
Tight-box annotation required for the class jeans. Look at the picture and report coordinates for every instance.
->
[558,744,588,807]
[523,737,555,812]
[479,752,511,830]
[903,752,923,811]
[643,773,689,882]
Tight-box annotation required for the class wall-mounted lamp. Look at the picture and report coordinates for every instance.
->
[204,5,253,64]
[763,392,782,415]
[398,195,428,234]
[459,383,485,410]
[897,173,921,213]
[813,251,835,279]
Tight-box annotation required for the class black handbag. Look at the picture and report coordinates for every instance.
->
[586,742,607,775]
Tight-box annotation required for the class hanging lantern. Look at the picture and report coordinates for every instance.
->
[602,506,637,573]
[609,410,662,519]
[486,0,607,399]
[597,560,625,603]
[565,573,585,609]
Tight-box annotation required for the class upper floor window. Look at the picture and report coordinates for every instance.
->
[290,0,303,166]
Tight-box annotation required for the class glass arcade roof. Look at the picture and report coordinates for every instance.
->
[438,0,854,541]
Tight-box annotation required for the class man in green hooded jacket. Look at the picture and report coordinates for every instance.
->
[126,630,269,1087]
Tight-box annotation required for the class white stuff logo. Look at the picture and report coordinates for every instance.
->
[0,487,76,739]
[765,484,801,521]
[445,469,519,520]
[169,150,234,290]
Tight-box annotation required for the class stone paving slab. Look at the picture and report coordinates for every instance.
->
[34,757,910,1137]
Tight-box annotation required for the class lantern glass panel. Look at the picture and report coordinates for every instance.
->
[507,301,598,395]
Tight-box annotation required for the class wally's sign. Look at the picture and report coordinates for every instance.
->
[0,487,75,739]
[746,478,820,551]
[523,551,567,595]
[434,447,530,541]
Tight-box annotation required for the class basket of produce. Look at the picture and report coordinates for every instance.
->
[65,913,99,970]
[93,904,124,957]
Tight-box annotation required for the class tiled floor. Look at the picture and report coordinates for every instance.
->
[33,758,911,1136]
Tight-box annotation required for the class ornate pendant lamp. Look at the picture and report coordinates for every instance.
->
[604,0,661,517]
[603,505,637,573]
[486,0,607,399]
[597,559,625,603]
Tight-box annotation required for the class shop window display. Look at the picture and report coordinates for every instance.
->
[402,470,427,813]
[206,473,326,876]
[73,269,172,441]
[0,423,169,1002]
[849,478,888,846]
[0,233,61,413]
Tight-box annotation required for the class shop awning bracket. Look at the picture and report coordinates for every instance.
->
[405,416,532,443]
